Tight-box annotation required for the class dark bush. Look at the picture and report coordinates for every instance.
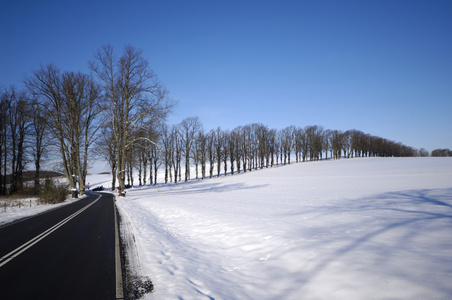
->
[39,178,68,204]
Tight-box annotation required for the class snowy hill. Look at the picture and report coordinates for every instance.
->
[115,157,452,299]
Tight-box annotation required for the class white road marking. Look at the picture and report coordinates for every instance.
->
[0,195,101,268]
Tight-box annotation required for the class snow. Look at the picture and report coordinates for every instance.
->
[0,176,93,226]
[0,196,82,226]
[0,173,110,226]
[114,157,452,299]
[2,157,451,299]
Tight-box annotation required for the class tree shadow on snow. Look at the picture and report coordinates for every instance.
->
[142,181,269,197]
[290,187,452,296]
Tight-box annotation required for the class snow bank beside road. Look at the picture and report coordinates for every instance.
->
[115,157,452,299]
[0,196,83,226]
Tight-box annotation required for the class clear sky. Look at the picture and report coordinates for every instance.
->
[1,0,451,152]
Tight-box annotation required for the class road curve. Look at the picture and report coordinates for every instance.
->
[0,192,121,299]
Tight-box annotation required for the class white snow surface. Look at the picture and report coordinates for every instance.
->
[0,196,82,226]
[2,158,451,299]
[115,157,452,299]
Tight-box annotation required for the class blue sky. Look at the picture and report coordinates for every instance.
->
[1,0,451,152]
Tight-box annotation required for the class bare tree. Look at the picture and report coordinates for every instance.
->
[232,127,242,173]
[196,130,207,179]
[323,129,332,160]
[72,73,102,193]
[97,125,117,189]
[330,129,343,159]
[225,130,235,175]
[207,129,216,178]
[90,45,172,196]
[239,125,250,171]
[267,128,277,167]
[418,148,429,157]
[179,117,202,182]
[247,124,256,170]
[171,125,182,183]
[249,124,259,170]
[27,66,101,196]
[214,127,224,177]
[161,124,172,184]
[222,130,229,175]
[147,124,162,185]
[0,93,8,195]
[304,125,324,161]
[2,87,32,193]
[279,126,295,165]
[134,128,147,186]
[31,97,48,192]
[254,124,269,168]
[342,131,351,158]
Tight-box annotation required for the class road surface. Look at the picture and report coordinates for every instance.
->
[0,192,123,299]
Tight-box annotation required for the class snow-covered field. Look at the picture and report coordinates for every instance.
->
[115,157,452,299]
[1,157,451,299]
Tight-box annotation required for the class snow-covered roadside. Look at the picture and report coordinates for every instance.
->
[115,157,452,299]
[0,173,112,227]
[0,196,86,226]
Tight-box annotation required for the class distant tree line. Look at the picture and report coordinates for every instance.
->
[0,44,431,197]
[431,149,452,157]
[118,120,420,187]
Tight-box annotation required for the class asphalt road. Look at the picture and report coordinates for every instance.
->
[0,192,122,300]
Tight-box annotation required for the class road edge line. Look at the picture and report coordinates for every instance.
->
[114,196,124,300]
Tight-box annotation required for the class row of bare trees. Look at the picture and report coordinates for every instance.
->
[0,87,34,195]
[89,45,172,196]
[25,66,101,197]
[120,121,419,187]
[1,45,172,197]
[0,43,427,196]
[431,149,452,157]
[1,68,103,197]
